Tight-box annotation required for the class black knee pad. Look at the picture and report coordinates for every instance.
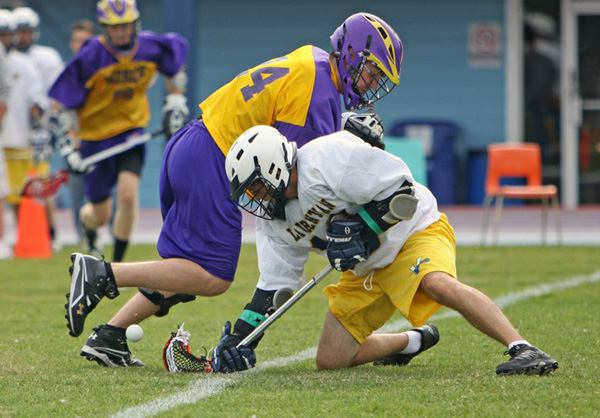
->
[138,288,196,317]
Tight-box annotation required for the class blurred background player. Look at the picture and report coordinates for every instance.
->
[0,40,10,259]
[69,19,96,55]
[49,0,189,262]
[12,6,65,251]
[62,12,403,368]
[523,15,560,166]
[0,9,48,255]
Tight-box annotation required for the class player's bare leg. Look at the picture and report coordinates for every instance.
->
[44,196,60,251]
[66,255,231,335]
[80,199,111,256]
[421,271,558,375]
[0,197,10,259]
[316,311,410,369]
[420,271,521,345]
[81,199,112,229]
[111,258,231,295]
[113,171,138,240]
[112,171,139,261]
[108,292,167,328]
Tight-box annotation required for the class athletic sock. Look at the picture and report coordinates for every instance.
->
[400,330,422,354]
[84,227,97,246]
[508,340,531,350]
[113,238,128,262]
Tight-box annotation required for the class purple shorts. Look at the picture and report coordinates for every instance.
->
[80,129,146,203]
[157,120,242,281]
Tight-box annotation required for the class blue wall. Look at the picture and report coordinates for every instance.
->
[27,0,506,206]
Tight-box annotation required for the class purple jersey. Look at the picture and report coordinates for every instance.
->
[159,46,343,280]
[49,31,188,141]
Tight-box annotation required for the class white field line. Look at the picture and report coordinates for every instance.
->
[113,270,600,418]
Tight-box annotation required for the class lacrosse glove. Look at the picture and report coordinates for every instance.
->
[326,214,370,272]
[56,135,89,175]
[212,321,256,373]
[342,112,385,150]
[162,93,189,138]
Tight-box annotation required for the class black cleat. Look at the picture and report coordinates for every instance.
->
[81,324,144,367]
[374,324,440,366]
[496,344,558,376]
[65,253,119,337]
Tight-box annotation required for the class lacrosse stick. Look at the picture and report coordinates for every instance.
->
[80,128,163,170]
[21,169,70,198]
[162,323,213,373]
[237,264,334,349]
[21,129,165,198]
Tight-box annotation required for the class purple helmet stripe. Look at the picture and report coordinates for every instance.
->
[108,0,126,17]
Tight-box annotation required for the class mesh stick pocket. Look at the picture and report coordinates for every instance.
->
[162,324,213,373]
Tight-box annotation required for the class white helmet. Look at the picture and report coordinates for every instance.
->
[12,7,39,29]
[0,9,14,34]
[225,125,297,220]
[12,7,39,49]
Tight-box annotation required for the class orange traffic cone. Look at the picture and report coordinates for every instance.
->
[14,196,52,259]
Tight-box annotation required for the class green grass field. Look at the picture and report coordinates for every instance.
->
[1,245,599,417]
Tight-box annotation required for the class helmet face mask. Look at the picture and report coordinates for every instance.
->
[353,59,398,107]
[226,126,297,221]
[230,169,288,221]
[331,13,403,110]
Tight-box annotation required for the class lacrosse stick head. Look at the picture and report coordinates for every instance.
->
[21,169,69,198]
[162,323,213,373]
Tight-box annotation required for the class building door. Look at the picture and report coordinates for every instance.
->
[561,0,600,207]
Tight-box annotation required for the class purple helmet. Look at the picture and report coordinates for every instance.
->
[96,0,140,52]
[330,13,403,110]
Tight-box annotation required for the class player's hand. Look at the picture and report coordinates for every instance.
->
[212,321,256,373]
[342,112,385,150]
[162,93,189,139]
[64,149,90,175]
[30,128,54,165]
[326,214,370,271]
[56,135,90,175]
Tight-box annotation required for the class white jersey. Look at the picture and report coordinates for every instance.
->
[0,50,46,148]
[255,131,441,291]
[0,43,9,104]
[23,44,63,94]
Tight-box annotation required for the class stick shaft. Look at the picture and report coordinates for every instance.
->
[237,265,334,348]
[81,129,161,169]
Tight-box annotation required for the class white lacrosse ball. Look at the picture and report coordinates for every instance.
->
[126,324,144,342]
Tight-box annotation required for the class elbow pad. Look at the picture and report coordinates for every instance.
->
[358,180,419,236]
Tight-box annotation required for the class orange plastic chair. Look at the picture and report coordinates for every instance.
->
[481,143,561,245]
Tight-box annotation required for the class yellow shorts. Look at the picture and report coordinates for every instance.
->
[323,213,457,344]
[4,148,50,205]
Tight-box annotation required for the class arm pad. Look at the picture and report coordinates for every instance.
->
[233,288,276,345]
[358,180,418,235]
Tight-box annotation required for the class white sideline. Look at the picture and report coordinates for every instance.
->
[113,270,600,418]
